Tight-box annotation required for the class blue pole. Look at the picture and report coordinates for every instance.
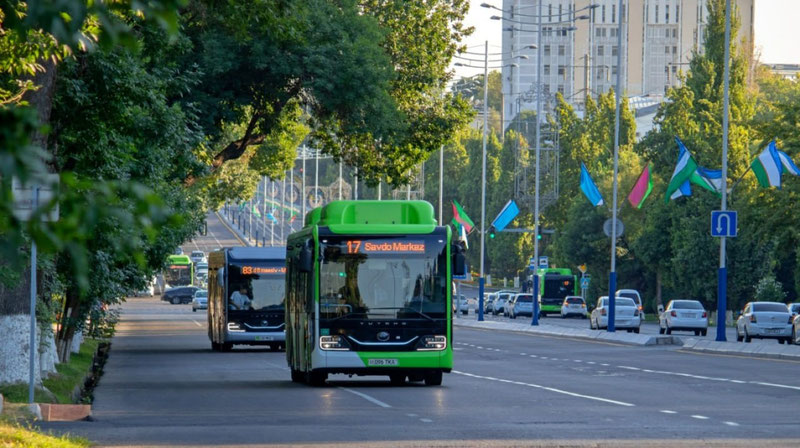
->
[717,267,727,341]
[531,273,539,326]
[478,278,485,321]
[608,272,616,332]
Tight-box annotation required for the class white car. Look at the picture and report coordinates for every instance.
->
[454,294,470,315]
[616,289,645,321]
[493,292,513,315]
[736,301,793,343]
[192,290,208,312]
[792,315,800,345]
[560,296,587,319]
[788,303,800,317]
[589,296,641,332]
[658,300,708,336]
[509,293,534,318]
[190,250,206,265]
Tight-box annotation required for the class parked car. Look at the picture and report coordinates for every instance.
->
[455,294,470,315]
[192,290,208,312]
[162,286,200,305]
[504,294,518,317]
[736,301,793,343]
[484,293,497,313]
[658,300,708,336]
[792,314,800,345]
[493,292,514,315]
[788,303,800,316]
[560,296,587,319]
[174,247,184,255]
[196,261,208,275]
[616,289,645,321]
[190,250,206,264]
[590,296,641,332]
[509,293,534,318]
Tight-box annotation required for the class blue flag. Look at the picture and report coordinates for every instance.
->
[491,200,520,232]
[580,163,604,206]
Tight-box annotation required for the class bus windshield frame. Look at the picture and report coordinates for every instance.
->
[227,260,286,313]
[318,234,448,320]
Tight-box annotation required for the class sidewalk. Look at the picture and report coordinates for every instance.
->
[454,316,800,361]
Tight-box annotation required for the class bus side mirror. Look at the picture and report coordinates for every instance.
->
[452,243,467,277]
[299,241,313,273]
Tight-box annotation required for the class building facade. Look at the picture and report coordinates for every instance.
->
[501,0,754,124]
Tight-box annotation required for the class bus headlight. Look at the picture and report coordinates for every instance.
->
[227,322,245,333]
[320,335,350,351]
[417,335,447,351]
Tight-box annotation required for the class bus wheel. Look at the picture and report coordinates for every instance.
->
[407,373,425,383]
[389,374,406,386]
[424,371,443,386]
[290,369,304,383]
[221,342,233,352]
[211,341,219,351]
[307,371,327,387]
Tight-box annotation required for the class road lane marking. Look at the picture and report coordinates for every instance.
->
[340,388,391,409]
[750,381,800,391]
[691,415,709,420]
[660,410,677,414]
[520,352,527,355]
[586,361,596,365]
[614,364,800,391]
[724,421,740,427]
[407,413,417,417]
[453,370,635,407]
[420,418,433,423]
[600,363,609,366]
[192,320,202,327]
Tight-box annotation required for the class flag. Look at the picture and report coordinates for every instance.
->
[579,162,604,206]
[289,211,297,223]
[453,221,469,250]
[627,164,653,209]
[452,200,475,233]
[266,212,278,223]
[491,200,520,232]
[751,140,783,188]
[665,137,720,201]
[778,148,800,176]
[252,205,261,217]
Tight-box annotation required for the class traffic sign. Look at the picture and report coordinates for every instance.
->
[538,256,549,269]
[580,277,590,289]
[578,264,587,274]
[711,210,737,237]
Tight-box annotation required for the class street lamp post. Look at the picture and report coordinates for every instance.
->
[717,0,733,342]
[478,40,489,322]
[530,0,543,326]
[607,0,624,332]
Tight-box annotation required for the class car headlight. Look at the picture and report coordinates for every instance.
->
[319,335,350,351]
[416,335,447,351]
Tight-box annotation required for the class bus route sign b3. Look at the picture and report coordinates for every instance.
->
[711,210,737,238]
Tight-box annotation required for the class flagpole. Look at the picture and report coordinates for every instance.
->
[607,0,625,333]
[716,0,733,342]
[478,40,488,322]
[531,0,543,327]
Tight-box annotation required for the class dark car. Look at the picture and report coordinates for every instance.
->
[162,286,200,305]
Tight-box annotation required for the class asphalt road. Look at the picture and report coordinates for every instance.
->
[39,215,800,447]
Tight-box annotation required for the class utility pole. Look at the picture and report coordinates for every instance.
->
[717,0,733,342]
[531,0,543,326]
[607,0,624,332]
[478,40,489,322]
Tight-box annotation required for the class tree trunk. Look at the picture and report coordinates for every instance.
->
[56,292,82,363]
[656,271,663,308]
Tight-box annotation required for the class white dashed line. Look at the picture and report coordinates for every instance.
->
[340,388,391,408]
[407,413,418,417]
[520,353,527,356]
[660,410,678,414]
[453,370,635,407]
[600,363,610,366]
[530,355,537,358]
[420,418,433,423]
[586,361,596,365]
[691,415,709,420]
[573,360,583,363]
[724,421,740,427]
[750,381,800,391]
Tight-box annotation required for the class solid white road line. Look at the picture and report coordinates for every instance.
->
[750,381,800,391]
[691,415,709,420]
[724,421,740,427]
[660,410,678,414]
[453,370,635,407]
[340,387,391,409]
[192,320,202,327]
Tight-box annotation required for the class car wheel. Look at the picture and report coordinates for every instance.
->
[701,329,707,337]
[792,328,797,345]
[634,328,640,334]
[694,330,700,336]
[778,338,785,344]
[171,297,180,305]
[744,329,752,343]
[424,371,443,386]
[192,308,197,312]
[736,328,743,342]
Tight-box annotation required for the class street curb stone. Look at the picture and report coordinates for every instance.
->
[682,338,800,361]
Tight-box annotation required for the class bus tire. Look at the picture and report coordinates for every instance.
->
[408,373,425,383]
[389,374,406,386]
[211,341,219,351]
[221,342,233,352]
[424,371,443,386]
[290,369,304,383]
[307,371,327,387]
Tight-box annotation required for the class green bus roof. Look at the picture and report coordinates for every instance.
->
[536,267,573,276]
[167,254,192,264]
[302,200,438,234]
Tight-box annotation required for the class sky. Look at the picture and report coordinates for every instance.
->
[454,0,800,79]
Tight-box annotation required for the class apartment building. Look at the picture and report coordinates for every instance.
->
[501,0,754,122]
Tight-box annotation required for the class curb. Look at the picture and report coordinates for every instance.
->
[681,338,800,361]
[453,319,681,346]
[216,211,251,247]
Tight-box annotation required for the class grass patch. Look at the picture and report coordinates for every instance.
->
[0,417,89,448]
[0,338,101,405]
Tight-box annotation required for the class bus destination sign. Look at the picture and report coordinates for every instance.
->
[345,240,425,255]
[241,266,287,275]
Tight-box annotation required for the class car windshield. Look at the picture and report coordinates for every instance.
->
[566,298,583,304]
[320,235,447,320]
[791,304,800,312]
[673,300,702,310]
[228,261,286,311]
[516,295,533,303]
[195,291,207,298]
[617,291,640,302]
[614,297,636,307]
[753,303,789,313]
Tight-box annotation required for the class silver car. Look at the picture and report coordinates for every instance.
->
[788,303,800,317]
[509,293,534,318]
[560,296,587,319]
[192,289,208,312]
[589,296,641,332]
[792,314,800,345]
[736,301,793,343]
[493,292,513,315]
[658,300,708,336]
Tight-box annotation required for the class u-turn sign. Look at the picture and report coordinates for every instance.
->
[711,210,737,238]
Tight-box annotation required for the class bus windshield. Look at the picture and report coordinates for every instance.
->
[228,261,286,311]
[165,264,192,286]
[319,235,447,319]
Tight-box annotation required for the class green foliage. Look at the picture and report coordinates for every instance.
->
[753,274,787,303]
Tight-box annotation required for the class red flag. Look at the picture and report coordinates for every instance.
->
[627,164,653,209]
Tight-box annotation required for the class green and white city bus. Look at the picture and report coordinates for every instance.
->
[207,247,287,351]
[285,200,466,386]
[164,254,194,288]
[535,267,578,316]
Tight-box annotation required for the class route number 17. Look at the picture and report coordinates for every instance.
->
[346,240,362,254]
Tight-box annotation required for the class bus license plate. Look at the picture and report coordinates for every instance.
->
[368,359,398,366]
[255,336,274,341]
